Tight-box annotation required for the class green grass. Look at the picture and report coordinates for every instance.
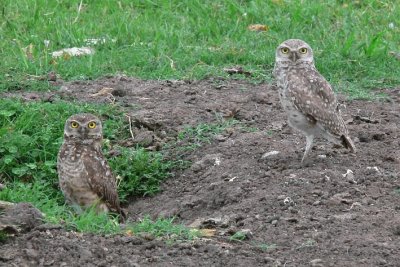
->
[0,182,196,238]
[176,119,238,150]
[128,216,199,242]
[0,99,180,234]
[0,99,171,199]
[1,0,399,96]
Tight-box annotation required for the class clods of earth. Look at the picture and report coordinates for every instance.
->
[1,76,399,266]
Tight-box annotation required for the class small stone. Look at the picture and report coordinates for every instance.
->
[311,189,323,196]
[271,220,278,226]
[24,248,39,258]
[111,88,126,97]
[366,166,381,174]
[214,134,227,142]
[263,257,275,263]
[392,225,400,235]
[277,195,286,200]
[332,213,357,221]
[310,258,324,267]
[266,215,280,223]
[312,200,321,206]
[286,217,298,223]
[188,218,202,228]
[0,248,17,260]
[241,229,253,239]
[342,169,356,184]
[79,248,93,260]
[138,232,154,241]
[134,130,154,147]
[261,150,280,159]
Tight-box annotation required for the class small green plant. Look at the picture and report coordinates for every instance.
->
[178,120,233,143]
[64,207,121,234]
[229,231,247,242]
[177,119,237,150]
[111,147,173,201]
[0,231,8,242]
[128,216,199,242]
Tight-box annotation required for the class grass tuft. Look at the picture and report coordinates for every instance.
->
[1,1,399,96]
[128,216,199,242]
[0,99,177,234]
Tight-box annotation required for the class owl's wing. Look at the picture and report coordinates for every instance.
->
[83,150,126,219]
[287,68,347,136]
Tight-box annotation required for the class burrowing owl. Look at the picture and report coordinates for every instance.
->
[57,113,126,220]
[273,39,356,162]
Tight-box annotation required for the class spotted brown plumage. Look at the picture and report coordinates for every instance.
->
[273,39,356,163]
[57,113,126,221]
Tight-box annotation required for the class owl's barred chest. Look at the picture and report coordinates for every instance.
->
[58,144,98,184]
[275,69,297,112]
[275,67,317,132]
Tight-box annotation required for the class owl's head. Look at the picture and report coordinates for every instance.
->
[63,113,103,144]
[275,39,314,65]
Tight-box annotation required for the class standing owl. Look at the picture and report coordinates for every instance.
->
[57,113,126,220]
[273,39,356,162]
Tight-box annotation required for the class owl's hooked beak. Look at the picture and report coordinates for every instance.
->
[289,52,299,62]
[78,127,87,135]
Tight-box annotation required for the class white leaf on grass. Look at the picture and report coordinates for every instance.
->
[51,47,95,58]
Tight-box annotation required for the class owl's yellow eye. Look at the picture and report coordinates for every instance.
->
[88,121,97,129]
[281,47,289,54]
[71,121,79,128]
[299,48,308,54]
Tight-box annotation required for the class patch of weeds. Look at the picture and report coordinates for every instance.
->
[264,129,275,136]
[239,125,259,133]
[128,216,199,242]
[0,180,195,238]
[0,180,67,224]
[0,99,120,185]
[229,231,247,242]
[176,119,238,150]
[174,119,239,151]
[0,231,8,242]
[0,99,178,234]
[2,1,400,96]
[0,99,174,200]
[111,147,173,201]
[0,77,56,92]
[64,207,121,234]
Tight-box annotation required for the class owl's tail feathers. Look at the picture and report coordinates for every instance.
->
[341,135,356,153]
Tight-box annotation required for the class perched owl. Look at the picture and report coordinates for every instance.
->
[273,39,356,162]
[57,113,126,220]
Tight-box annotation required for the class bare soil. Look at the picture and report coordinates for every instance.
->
[1,77,400,267]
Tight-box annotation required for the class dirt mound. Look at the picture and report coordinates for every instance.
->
[1,77,400,266]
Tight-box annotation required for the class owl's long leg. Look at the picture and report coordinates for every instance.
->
[301,134,314,163]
